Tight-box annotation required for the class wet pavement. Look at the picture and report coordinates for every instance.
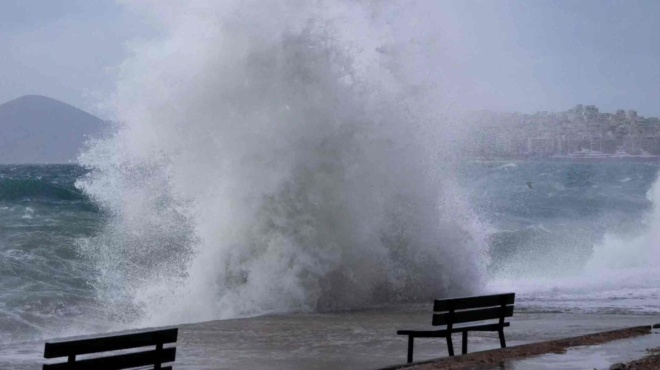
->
[1,307,659,369]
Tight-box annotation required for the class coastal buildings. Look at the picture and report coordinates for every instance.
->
[471,105,660,159]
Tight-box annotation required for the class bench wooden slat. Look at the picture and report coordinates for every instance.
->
[43,347,175,370]
[44,328,178,358]
[432,305,513,326]
[433,293,515,311]
[397,322,511,337]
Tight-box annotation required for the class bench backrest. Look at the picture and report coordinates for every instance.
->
[43,328,177,370]
[432,293,515,326]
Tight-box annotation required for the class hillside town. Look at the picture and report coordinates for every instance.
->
[469,105,660,159]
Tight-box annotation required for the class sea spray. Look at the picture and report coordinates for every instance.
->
[588,177,660,271]
[77,0,488,328]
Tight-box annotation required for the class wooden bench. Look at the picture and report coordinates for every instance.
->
[43,328,178,370]
[397,293,515,363]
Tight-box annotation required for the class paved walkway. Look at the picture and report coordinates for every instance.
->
[389,325,660,370]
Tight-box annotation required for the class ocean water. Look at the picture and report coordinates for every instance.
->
[463,161,660,315]
[0,161,658,345]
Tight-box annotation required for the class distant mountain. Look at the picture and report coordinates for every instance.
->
[0,95,106,164]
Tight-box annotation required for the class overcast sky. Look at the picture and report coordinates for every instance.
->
[1,0,659,117]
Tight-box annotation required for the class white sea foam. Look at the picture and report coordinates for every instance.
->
[489,174,660,314]
[77,1,488,328]
[497,163,518,170]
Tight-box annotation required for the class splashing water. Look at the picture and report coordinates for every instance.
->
[481,162,660,314]
[77,1,488,329]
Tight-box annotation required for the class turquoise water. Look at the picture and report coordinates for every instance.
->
[0,165,102,342]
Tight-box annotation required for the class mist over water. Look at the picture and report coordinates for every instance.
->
[77,1,487,328]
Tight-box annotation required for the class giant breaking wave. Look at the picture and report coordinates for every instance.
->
[77,0,487,328]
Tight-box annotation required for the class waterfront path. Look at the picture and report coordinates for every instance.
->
[3,307,660,369]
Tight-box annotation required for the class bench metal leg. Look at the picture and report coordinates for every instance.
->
[498,328,506,348]
[407,336,414,363]
[446,334,454,356]
[155,343,163,369]
[462,331,468,354]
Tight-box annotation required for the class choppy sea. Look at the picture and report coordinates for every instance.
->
[1,161,659,347]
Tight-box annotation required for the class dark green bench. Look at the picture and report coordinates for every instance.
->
[43,328,178,370]
[397,293,515,363]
